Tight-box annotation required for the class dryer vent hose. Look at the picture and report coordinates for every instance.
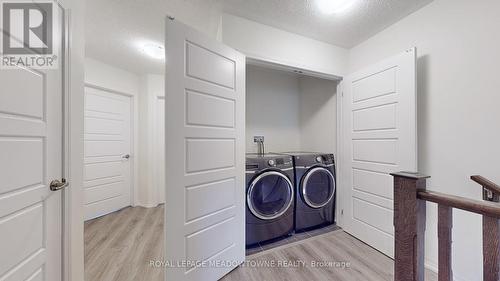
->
[257,141,265,155]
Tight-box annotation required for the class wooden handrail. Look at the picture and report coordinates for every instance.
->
[471,175,500,194]
[392,172,500,281]
[471,175,500,202]
[418,190,500,218]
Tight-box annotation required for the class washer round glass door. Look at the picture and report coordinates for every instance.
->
[247,171,294,220]
[301,167,335,208]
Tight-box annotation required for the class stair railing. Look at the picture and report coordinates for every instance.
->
[392,172,500,281]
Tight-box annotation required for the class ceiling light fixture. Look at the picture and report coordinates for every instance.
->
[141,43,165,60]
[316,0,356,15]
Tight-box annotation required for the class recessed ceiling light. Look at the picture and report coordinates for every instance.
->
[316,0,356,15]
[141,43,165,60]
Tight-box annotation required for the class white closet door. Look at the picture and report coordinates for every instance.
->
[84,87,132,220]
[0,6,64,281]
[341,48,417,258]
[164,19,245,281]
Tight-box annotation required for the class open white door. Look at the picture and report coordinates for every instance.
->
[164,19,245,281]
[341,48,417,258]
[0,4,64,281]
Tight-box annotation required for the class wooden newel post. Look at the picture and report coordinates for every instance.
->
[391,172,430,281]
[482,188,500,281]
[471,175,500,281]
[483,215,500,281]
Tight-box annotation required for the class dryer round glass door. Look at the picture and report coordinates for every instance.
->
[247,171,294,220]
[301,167,336,208]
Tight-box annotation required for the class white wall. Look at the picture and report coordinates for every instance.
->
[246,65,337,154]
[164,0,223,39]
[221,14,348,77]
[299,76,337,154]
[138,74,165,207]
[85,58,140,95]
[246,65,301,153]
[349,0,500,279]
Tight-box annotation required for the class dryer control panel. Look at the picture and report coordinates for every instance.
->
[288,152,335,167]
[245,154,294,171]
[310,154,334,165]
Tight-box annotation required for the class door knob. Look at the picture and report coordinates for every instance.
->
[50,178,68,191]
[122,154,130,159]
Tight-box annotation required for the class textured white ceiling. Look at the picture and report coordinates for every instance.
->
[222,0,434,48]
[85,0,222,75]
[85,0,433,75]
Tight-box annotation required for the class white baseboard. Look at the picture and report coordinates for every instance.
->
[134,200,164,209]
[425,259,469,281]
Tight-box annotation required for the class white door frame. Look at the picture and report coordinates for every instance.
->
[61,6,86,281]
[56,1,84,281]
[245,55,345,223]
[61,6,71,281]
[83,83,138,208]
[62,5,139,281]
[336,81,345,226]
[58,3,83,281]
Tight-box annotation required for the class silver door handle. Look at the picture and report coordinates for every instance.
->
[50,178,68,191]
[122,154,130,159]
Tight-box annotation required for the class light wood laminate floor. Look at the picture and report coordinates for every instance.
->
[84,205,164,281]
[84,205,437,281]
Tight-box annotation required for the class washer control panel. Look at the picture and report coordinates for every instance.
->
[246,154,293,171]
[268,157,290,167]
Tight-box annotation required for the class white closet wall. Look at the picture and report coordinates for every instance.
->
[221,14,348,77]
[246,65,302,153]
[246,64,337,154]
[299,76,337,154]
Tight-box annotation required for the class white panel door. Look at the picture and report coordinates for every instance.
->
[84,86,132,220]
[165,19,245,281]
[0,5,64,281]
[341,48,417,258]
